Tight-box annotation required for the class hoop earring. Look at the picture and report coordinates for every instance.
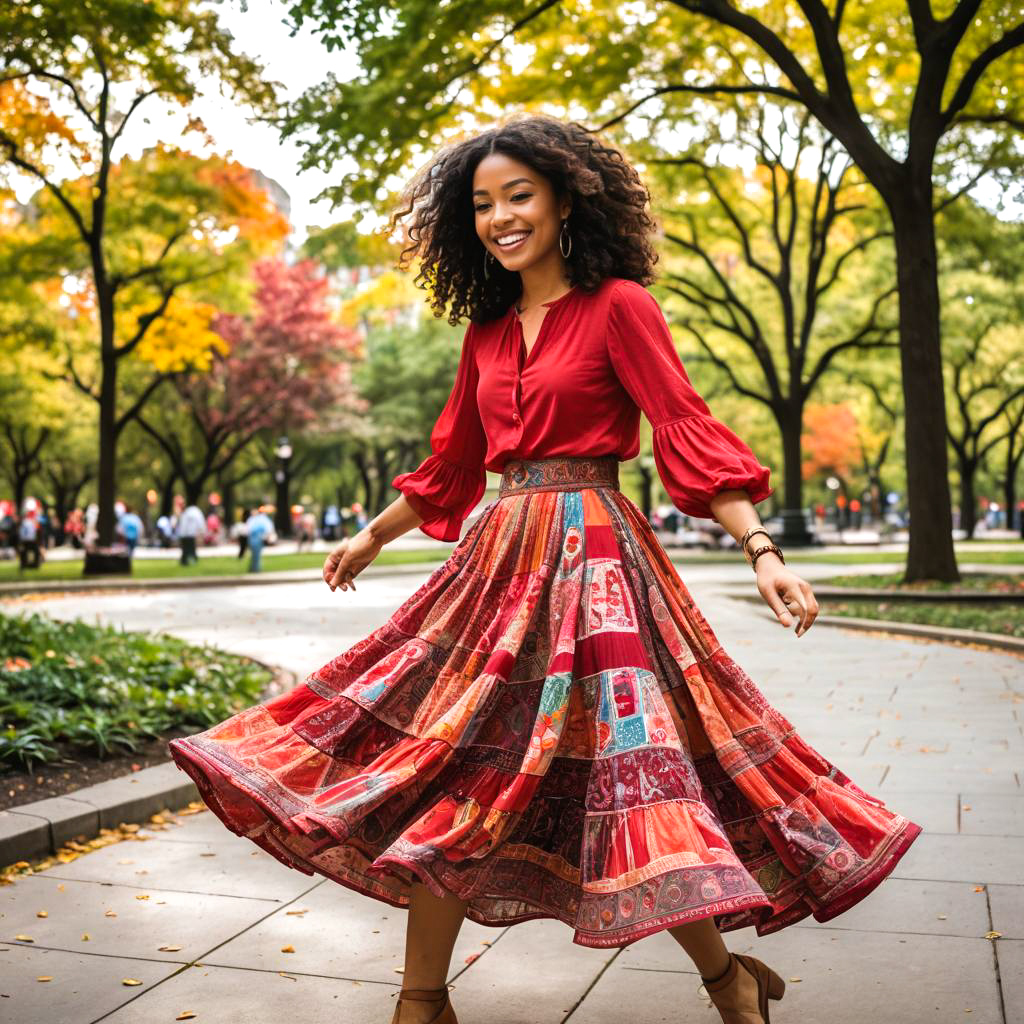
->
[559,220,572,258]
[483,249,495,280]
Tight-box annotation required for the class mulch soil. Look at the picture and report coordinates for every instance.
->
[0,725,196,812]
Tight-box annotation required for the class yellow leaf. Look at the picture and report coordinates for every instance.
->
[122,978,143,986]
[82,933,90,941]
[15,935,34,942]
[37,976,53,982]
[159,945,183,952]
[280,944,295,953]
[105,910,117,917]
[36,910,48,917]
[984,930,1002,940]
[176,1014,198,1020]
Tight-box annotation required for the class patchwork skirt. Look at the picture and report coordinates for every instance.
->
[167,454,923,949]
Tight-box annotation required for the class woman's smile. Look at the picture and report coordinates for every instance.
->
[494,229,532,253]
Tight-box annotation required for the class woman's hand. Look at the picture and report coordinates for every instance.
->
[755,556,819,637]
[322,528,383,592]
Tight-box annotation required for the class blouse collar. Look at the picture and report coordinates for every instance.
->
[507,283,579,321]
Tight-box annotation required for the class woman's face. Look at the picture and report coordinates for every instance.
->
[472,152,570,274]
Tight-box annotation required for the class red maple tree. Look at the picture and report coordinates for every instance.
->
[138,258,364,505]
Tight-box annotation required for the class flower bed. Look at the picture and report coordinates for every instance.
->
[1,611,272,809]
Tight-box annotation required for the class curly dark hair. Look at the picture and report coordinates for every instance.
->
[387,112,660,325]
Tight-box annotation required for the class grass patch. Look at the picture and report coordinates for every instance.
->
[0,610,273,772]
[0,547,449,584]
[818,572,1024,593]
[824,601,1024,639]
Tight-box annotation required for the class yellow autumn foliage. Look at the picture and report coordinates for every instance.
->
[131,296,228,373]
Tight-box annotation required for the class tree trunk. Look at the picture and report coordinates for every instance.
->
[1003,443,1022,533]
[159,470,177,518]
[95,286,119,549]
[958,456,977,538]
[184,477,203,507]
[889,183,959,582]
[778,405,813,545]
[220,476,236,531]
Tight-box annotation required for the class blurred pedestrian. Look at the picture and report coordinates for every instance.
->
[118,504,144,556]
[296,508,317,552]
[245,505,274,573]
[155,512,174,548]
[84,502,99,548]
[18,511,42,569]
[205,508,222,545]
[322,503,341,541]
[177,502,205,565]
[233,508,251,560]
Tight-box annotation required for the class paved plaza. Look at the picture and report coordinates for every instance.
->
[1,558,1021,1023]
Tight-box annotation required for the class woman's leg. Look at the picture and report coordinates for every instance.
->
[390,882,469,1021]
[400,881,469,988]
[667,916,732,980]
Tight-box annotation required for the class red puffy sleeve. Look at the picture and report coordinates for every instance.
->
[606,280,773,521]
[391,322,488,541]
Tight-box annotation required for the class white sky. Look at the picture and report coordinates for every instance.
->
[188,0,362,240]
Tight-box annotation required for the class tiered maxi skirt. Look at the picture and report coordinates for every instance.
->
[168,454,923,949]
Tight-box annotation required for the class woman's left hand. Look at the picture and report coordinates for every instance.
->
[755,557,819,637]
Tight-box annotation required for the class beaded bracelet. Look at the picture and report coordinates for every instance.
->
[749,541,785,571]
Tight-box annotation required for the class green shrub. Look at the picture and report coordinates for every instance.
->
[0,612,271,771]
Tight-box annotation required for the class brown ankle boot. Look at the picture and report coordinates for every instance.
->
[389,985,458,1024]
[701,952,786,1023]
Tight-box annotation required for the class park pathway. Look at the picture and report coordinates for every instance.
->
[1,558,1021,1023]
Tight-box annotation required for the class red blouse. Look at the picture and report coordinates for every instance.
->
[392,276,773,541]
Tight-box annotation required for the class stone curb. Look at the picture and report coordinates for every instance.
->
[0,760,199,868]
[724,592,1024,654]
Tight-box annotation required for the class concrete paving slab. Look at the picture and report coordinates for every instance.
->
[38,836,317,901]
[960,793,1024,836]
[989,884,1024,939]
[577,929,1003,1023]
[0,942,183,1024]
[1,873,288,963]
[793,878,992,938]
[892,833,1024,885]
[561,959,702,1023]
[135,807,254,845]
[877,766,1021,793]
[434,917,615,1024]
[614,927,700,973]
[201,876,501,983]
[997,939,1023,1024]
[88,960,393,1024]
[863,790,958,834]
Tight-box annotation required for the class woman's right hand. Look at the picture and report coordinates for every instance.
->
[322,528,383,592]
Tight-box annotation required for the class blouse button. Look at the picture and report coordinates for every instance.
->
[512,412,521,426]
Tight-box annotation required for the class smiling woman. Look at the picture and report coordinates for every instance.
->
[168,113,922,1024]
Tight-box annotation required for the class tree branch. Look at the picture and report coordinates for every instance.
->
[941,21,1024,129]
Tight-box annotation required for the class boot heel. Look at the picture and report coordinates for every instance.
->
[766,969,786,1000]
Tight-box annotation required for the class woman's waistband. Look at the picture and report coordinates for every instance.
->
[498,454,620,497]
